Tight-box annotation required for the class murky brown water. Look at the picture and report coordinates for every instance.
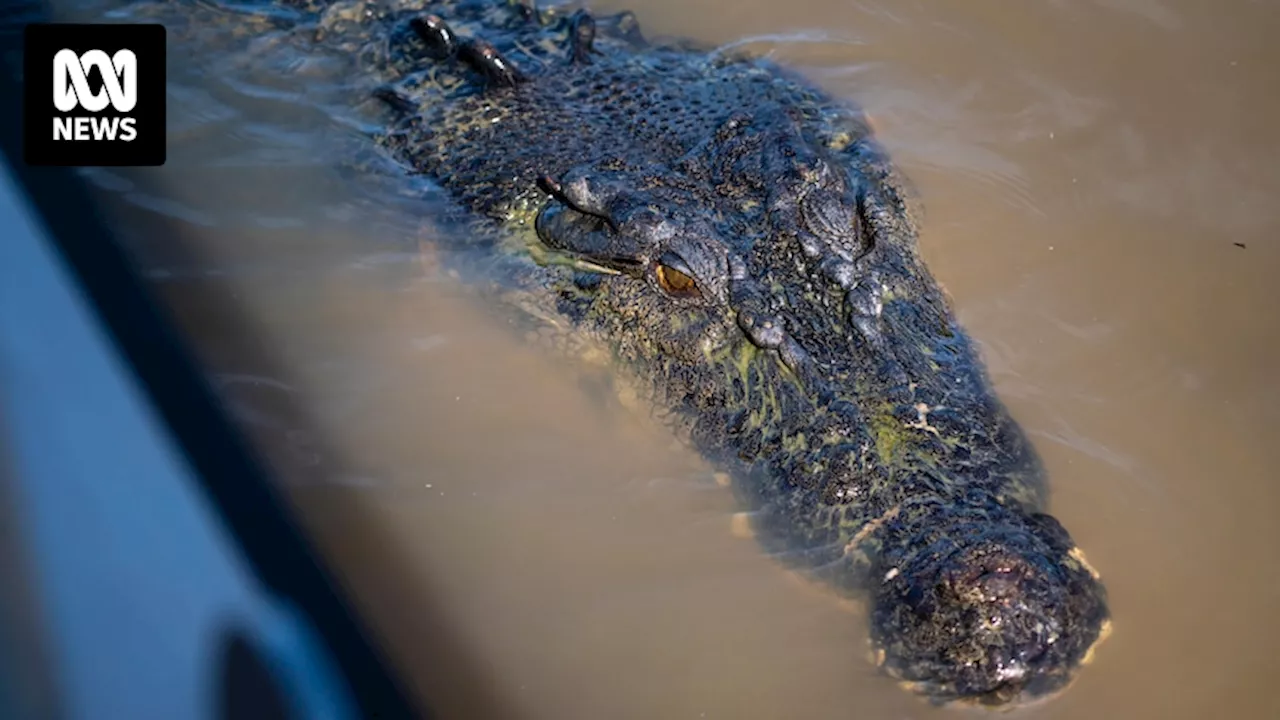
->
[62,0,1280,717]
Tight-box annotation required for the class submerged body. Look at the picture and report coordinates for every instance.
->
[144,0,1109,706]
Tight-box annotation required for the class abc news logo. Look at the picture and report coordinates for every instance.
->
[53,49,140,142]
[25,23,166,166]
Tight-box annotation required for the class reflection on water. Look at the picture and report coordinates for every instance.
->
[66,0,1280,717]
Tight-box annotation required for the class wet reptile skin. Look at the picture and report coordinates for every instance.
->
[138,0,1110,706]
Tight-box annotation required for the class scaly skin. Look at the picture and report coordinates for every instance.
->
[133,0,1110,706]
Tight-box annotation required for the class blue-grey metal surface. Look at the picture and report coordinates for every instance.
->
[0,158,359,720]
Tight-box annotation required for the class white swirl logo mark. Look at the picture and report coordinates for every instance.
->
[52,48,137,113]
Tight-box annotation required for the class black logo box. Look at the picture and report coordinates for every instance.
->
[24,23,166,167]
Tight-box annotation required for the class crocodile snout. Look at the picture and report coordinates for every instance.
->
[868,517,1110,707]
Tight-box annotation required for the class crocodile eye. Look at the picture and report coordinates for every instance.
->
[655,253,700,299]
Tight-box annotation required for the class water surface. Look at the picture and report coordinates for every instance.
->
[62,0,1280,717]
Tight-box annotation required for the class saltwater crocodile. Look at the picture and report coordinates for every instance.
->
[130,0,1110,706]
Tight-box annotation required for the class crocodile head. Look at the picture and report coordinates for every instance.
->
[531,104,1109,706]
[363,2,1108,704]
